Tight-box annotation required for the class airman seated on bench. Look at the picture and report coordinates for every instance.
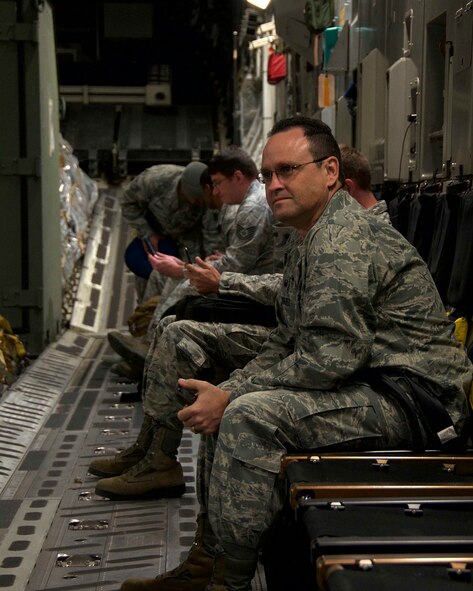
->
[116,117,471,591]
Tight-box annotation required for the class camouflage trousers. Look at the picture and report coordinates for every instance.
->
[146,278,196,340]
[202,382,414,551]
[142,316,272,428]
[142,270,181,303]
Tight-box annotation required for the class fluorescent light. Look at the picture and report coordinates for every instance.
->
[247,0,271,9]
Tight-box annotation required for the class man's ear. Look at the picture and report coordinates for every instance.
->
[344,178,354,195]
[232,170,243,182]
[325,156,340,188]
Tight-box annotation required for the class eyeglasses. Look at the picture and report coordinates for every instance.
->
[258,156,329,184]
[211,176,231,189]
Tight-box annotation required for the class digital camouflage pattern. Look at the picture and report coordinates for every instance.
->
[137,189,471,553]
[200,207,224,259]
[216,198,385,306]
[139,229,294,454]
[121,164,222,261]
[142,315,273,423]
[369,198,390,222]
[147,180,278,336]
[206,381,414,549]
[212,198,388,306]
[203,189,472,550]
[208,180,275,275]
[218,271,283,306]
[141,204,238,304]
[219,190,472,415]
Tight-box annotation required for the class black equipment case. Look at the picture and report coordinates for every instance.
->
[263,453,473,591]
[284,453,473,508]
[302,499,473,559]
[316,554,473,591]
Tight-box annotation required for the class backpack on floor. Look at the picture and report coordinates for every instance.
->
[0,315,27,386]
[127,295,161,337]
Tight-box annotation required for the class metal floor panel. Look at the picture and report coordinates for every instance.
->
[1,377,267,591]
[0,342,201,591]
[0,332,99,493]
[70,187,133,334]
[0,186,267,591]
[0,498,60,590]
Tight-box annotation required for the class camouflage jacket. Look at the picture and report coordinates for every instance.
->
[369,199,390,223]
[148,183,277,330]
[219,190,471,431]
[218,225,298,304]
[211,180,276,275]
[121,164,222,259]
[216,199,388,307]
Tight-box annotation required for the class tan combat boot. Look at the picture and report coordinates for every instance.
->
[94,425,185,500]
[206,547,258,591]
[110,359,144,382]
[88,414,154,478]
[120,514,216,591]
[108,330,149,367]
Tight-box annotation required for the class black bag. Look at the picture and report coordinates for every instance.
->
[174,294,277,327]
[304,0,335,34]
[359,369,466,452]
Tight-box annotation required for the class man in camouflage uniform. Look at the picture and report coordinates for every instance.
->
[117,116,472,591]
[138,202,240,325]
[91,147,280,497]
[108,146,278,364]
[91,275,283,500]
[121,161,223,302]
[145,145,278,337]
[340,144,390,221]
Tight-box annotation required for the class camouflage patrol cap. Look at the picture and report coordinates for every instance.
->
[181,161,208,200]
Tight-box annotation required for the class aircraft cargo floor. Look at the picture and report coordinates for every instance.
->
[0,187,267,591]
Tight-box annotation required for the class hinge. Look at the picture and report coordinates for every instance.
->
[0,22,38,42]
[0,158,41,177]
[2,289,43,309]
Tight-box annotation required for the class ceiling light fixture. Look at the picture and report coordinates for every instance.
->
[246,0,271,9]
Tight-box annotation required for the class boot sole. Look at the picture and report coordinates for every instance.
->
[110,362,143,382]
[94,483,186,500]
[88,466,123,478]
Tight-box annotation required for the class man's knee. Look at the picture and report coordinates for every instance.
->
[221,393,263,427]
[219,393,283,450]
[159,318,198,345]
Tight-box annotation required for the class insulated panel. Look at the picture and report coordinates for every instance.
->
[451,2,473,176]
[420,7,448,179]
[0,0,62,355]
[357,48,388,176]
[385,57,419,181]
[335,96,353,146]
